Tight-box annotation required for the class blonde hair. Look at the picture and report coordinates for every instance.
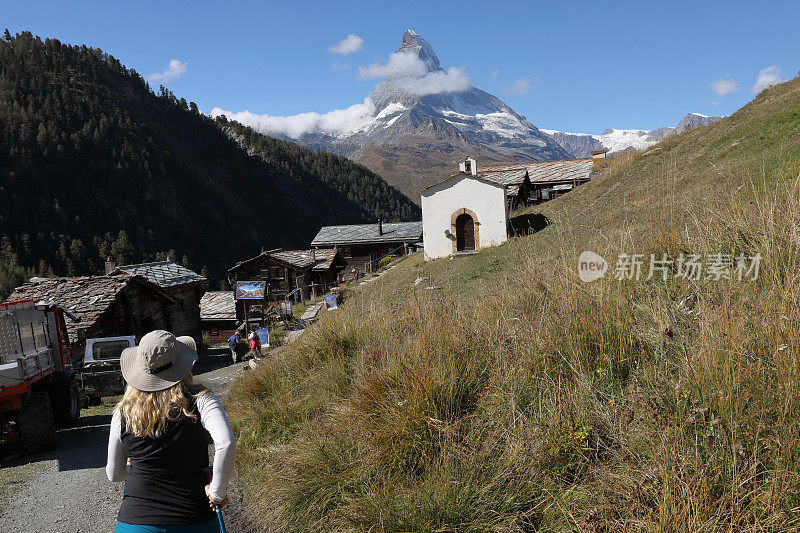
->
[116,374,209,439]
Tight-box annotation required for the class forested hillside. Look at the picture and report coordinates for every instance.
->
[0,31,419,297]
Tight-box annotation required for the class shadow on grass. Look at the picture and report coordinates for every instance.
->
[510,212,551,236]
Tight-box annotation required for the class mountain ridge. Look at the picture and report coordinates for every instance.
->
[542,112,724,157]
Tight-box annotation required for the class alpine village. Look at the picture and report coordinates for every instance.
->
[1,3,800,532]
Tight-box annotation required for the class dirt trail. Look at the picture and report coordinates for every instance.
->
[0,349,263,532]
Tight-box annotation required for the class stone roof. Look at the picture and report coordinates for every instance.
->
[269,251,315,270]
[476,167,529,187]
[229,249,344,274]
[308,249,341,271]
[272,249,342,271]
[199,291,236,321]
[525,158,594,184]
[311,222,423,247]
[6,275,175,343]
[479,158,594,186]
[112,261,206,289]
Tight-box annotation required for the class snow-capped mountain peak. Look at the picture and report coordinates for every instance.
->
[399,29,441,72]
[214,30,571,200]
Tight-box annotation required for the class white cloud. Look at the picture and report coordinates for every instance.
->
[211,44,473,139]
[211,98,377,139]
[491,69,499,78]
[328,34,364,55]
[503,77,530,94]
[357,52,470,95]
[709,78,739,97]
[397,67,471,95]
[357,52,429,79]
[148,59,188,83]
[331,61,351,71]
[752,65,785,94]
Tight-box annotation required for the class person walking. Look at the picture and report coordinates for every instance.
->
[106,330,236,533]
[227,331,240,363]
[248,330,261,357]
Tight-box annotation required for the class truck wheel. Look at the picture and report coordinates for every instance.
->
[17,392,57,455]
[52,380,81,425]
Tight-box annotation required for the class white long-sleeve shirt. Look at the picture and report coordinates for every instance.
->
[106,392,236,502]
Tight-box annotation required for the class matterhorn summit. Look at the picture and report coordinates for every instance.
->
[398,30,441,72]
[293,30,569,199]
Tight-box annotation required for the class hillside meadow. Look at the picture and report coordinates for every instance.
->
[228,76,800,531]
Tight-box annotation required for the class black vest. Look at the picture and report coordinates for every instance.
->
[117,396,216,525]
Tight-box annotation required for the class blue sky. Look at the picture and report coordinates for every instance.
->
[3,0,798,133]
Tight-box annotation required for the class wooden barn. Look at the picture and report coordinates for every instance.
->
[110,260,207,346]
[310,221,422,277]
[199,291,238,345]
[7,275,179,349]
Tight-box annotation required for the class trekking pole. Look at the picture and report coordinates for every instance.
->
[214,502,227,533]
[207,467,227,533]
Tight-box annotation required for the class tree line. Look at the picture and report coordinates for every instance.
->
[0,30,420,299]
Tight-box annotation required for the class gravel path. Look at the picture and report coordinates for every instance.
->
[0,349,264,533]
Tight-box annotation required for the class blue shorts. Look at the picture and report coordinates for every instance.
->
[115,519,220,533]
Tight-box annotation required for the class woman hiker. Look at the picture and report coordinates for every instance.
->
[248,329,261,357]
[106,330,236,532]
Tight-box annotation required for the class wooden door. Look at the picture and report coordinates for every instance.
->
[455,213,475,251]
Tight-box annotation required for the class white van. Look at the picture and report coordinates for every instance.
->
[78,336,136,406]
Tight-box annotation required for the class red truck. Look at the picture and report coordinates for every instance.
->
[0,299,83,454]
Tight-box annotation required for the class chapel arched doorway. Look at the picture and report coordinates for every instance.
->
[455,213,475,251]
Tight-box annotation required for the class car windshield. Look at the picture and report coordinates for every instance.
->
[91,340,129,360]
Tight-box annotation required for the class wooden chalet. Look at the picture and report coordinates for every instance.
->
[199,291,238,345]
[110,260,207,346]
[310,221,422,277]
[7,275,180,349]
[227,248,346,327]
[477,158,596,206]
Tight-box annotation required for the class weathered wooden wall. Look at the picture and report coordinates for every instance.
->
[165,283,203,345]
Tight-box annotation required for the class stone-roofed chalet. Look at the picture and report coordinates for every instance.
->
[110,260,207,345]
[111,261,206,289]
[7,275,179,347]
[311,221,422,275]
[227,248,347,328]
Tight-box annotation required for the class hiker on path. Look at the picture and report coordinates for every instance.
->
[248,330,261,356]
[227,331,240,363]
[106,330,236,533]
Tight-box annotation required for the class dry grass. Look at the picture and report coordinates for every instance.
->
[228,77,800,531]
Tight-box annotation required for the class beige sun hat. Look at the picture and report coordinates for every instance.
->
[120,330,198,392]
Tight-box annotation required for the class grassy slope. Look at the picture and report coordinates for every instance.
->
[229,77,800,532]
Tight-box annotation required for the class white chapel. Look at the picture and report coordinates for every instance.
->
[420,157,509,260]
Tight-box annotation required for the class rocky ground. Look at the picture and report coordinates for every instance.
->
[0,349,263,533]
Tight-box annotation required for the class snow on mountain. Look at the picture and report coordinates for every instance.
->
[542,113,724,157]
[598,129,654,152]
[212,29,722,199]
[212,30,569,201]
